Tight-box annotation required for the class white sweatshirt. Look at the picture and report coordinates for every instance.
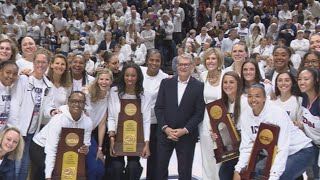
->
[107,87,151,142]
[33,105,92,179]
[141,66,169,124]
[235,100,312,180]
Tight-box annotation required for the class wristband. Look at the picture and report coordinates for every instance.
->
[98,146,102,151]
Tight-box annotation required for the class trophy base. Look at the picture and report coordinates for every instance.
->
[214,149,239,163]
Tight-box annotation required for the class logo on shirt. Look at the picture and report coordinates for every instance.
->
[302,116,315,128]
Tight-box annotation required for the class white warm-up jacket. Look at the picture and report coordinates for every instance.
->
[235,100,313,180]
[33,105,92,179]
[9,75,56,136]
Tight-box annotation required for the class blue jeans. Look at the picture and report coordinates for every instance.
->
[219,158,239,180]
[86,137,105,180]
[280,145,317,179]
[16,133,34,180]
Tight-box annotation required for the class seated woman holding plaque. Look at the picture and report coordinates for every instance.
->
[210,71,246,180]
[84,69,113,180]
[107,62,151,180]
[233,84,316,180]
[0,127,24,179]
[29,91,92,180]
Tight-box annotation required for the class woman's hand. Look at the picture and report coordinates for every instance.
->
[210,130,218,141]
[141,142,150,159]
[233,171,241,180]
[293,120,304,130]
[79,145,89,155]
[109,137,117,157]
[96,149,105,164]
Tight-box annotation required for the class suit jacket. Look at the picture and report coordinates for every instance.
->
[97,40,116,53]
[155,76,205,141]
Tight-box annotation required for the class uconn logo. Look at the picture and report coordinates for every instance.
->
[302,116,315,128]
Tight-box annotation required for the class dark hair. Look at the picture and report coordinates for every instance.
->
[47,54,72,88]
[241,59,263,93]
[146,49,162,63]
[0,60,18,70]
[249,83,266,97]
[275,72,302,97]
[298,51,320,73]
[68,91,86,103]
[221,71,242,124]
[272,45,293,67]
[117,62,144,99]
[298,68,320,94]
[102,51,117,64]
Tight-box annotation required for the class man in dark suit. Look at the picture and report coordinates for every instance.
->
[97,31,116,53]
[154,53,205,180]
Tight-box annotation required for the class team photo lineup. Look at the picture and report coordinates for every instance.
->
[0,0,319,179]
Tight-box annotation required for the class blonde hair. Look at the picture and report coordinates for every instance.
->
[47,54,72,88]
[33,48,52,63]
[202,48,224,70]
[0,127,25,160]
[88,69,113,103]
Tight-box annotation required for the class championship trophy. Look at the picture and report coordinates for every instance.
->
[207,99,240,163]
[114,99,144,156]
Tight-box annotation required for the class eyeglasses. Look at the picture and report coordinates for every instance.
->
[69,99,85,105]
[177,63,191,68]
[34,61,48,65]
[304,60,319,65]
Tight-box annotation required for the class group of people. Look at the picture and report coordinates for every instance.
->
[0,0,319,180]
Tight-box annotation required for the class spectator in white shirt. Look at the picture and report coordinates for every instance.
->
[25,8,39,25]
[16,14,28,38]
[72,0,85,11]
[278,2,292,26]
[249,16,266,37]
[0,0,16,18]
[125,10,142,32]
[6,15,22,41]
[52,10,67,35]
[171,0,185,45]
[221,28,240,67]
[40,15,54,37]
[26,19,41,44]
[83,51,95,76]
[128,42,145,65]
[141,21,156,50]
[307,0,320,19]
[290,30,310,59]
[195,27,212,53]
[84,36,99,57]
[67,14,81,34]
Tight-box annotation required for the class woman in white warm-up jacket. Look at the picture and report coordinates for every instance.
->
[30,91,92,180]
[11,49,59,180]
[234,84,316,180]
[107,62,151,180]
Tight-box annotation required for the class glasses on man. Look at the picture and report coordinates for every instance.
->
[177,63,191,68]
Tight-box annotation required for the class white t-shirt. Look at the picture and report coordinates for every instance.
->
[274,96,303,122]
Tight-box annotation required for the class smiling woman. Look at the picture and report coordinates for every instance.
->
[47,54,72,108]
[0,38,18,63]
[266,46,298,90]
[12,48,58,180]
[0,127,24,179]
[0,61,19,132]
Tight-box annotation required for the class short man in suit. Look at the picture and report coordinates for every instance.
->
[97,31,116,53]
[154,53,205,180]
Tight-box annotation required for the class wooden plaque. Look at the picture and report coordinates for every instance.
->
[207,99,240,163]
[114,99,144,156]
[242,123,280,180]
[52,128,86,180]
